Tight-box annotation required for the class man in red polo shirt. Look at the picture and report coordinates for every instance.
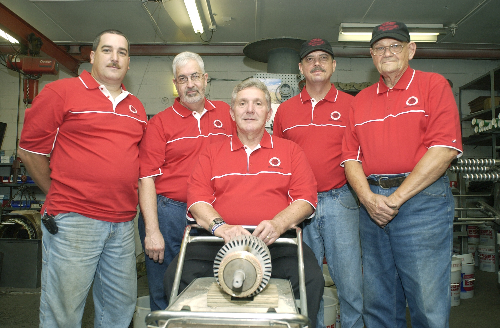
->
[273,38,363,328]
[164,79,324,328]
[138,51,232,311]
[342,22,462,327]
[18,30,147,327]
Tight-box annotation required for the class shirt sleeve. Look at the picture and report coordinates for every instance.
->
[272,105,284,138]
[340,102,363,166]
[186,145,216,212]
[423,74,463,154]
[288,142,318,208]
[19,84,67,155]
[139,116,168,179]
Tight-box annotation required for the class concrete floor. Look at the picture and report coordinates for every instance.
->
[1,268,499,327]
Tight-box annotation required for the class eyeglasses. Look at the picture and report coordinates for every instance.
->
[303,54,331,64]
[176,72,203,84]
[371,43,405,56]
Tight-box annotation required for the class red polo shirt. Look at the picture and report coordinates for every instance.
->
[274,84,353,192]
[187,131,318,226]
[341,67,462,176]
[139,98,232,203]
[19,70,147,222]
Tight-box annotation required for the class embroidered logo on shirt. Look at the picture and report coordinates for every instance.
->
[129,105,138,114]
[213,119,223,128]
[269,157,281,167]
[330,111,341,121]
[406,96,419,106]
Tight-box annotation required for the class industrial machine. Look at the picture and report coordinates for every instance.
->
[146,225,310,328]
[4,33,59,104]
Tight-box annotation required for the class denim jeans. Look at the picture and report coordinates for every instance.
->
[361,175,453,328]
[302,184,364,328]
[39,212,137,328]
[138,195,187,311]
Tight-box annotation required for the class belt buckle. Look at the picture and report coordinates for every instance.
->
[378,176,389,189]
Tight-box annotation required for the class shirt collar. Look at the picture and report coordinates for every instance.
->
[230,130,273,151]
[172,97,214,117]
[377,67,415,94]
[300,83,338,104]
[78,70,127,92]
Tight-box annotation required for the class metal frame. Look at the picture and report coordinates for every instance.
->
[145,225,310,328]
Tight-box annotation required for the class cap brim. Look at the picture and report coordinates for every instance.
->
[300,49,335,59]
[370,33,409,46]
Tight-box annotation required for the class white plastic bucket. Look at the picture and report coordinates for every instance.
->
[467,225,479,245]
[451,256,461,306]
[133,296,151,328]
[467,244,479,267]
[478,244,496,272]
[324,295,338,328]
[451,269,461,306]
[460,263,475,299]
[479,225,495,246]
[456,253,474,266]
[324,285,338,302]
[323,264,335,287]
[451,256,462,271]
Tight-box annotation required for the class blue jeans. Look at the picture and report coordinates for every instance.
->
[361,175,453,328]
[302,184,363,328]
[39,212,137,328]
[138,195,187,311]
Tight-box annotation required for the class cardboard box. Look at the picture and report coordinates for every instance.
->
[484,97,500,110]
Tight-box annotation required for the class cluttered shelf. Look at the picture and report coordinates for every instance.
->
[0,163,42,212]
[462,132,500,146]
[459,66,500,91]
[461,104,500,122]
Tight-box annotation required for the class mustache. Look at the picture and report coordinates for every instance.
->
[107,62,121,69]
[310,67,326,73]
[185,86,199,94]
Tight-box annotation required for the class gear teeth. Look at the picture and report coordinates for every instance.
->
[213,235,272,296]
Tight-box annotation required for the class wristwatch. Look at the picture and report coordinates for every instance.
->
[208,217,225,234]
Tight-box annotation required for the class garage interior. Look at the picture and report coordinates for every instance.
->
[1,0,500,327]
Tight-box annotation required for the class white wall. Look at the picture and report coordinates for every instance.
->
[1,55,499,158]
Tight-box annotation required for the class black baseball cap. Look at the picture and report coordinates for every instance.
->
[370,22,410,46]
[299,38,335,59]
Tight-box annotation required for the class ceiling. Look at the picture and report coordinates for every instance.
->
[1,0,500,74]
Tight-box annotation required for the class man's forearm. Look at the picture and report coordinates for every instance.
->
[189,202,222,231]
[271,200,314,234]
[389,147,458,207]
[138,177,159,231]
[18,149,51,195]
[344,160,371,204]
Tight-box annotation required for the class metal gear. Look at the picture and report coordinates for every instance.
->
[213,235,272,298]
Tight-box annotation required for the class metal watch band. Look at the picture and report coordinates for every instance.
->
[208,217,225,232]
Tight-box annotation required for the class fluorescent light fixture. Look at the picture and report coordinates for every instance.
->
[339,23,446,43]
[184,0,204,34]
[0,28,19,44]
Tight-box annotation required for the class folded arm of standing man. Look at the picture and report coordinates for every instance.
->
[344,146,457,227]
[17,150,51,195]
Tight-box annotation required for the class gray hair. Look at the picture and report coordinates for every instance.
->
[92,29,130,53]
[231,79,272,111]
[172,52,205,77]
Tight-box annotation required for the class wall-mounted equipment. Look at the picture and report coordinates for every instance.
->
[6,55,59,104]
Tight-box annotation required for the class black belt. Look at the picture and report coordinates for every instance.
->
[368,176,406,189]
